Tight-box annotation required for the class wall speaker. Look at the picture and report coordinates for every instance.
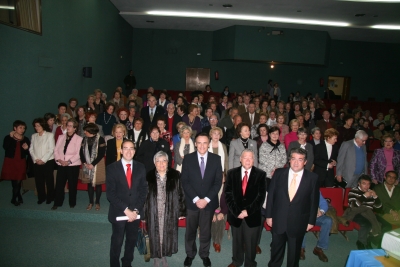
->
[83,67,92,78]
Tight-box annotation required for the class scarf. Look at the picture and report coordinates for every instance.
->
[82,134,100,186]
[208,141,225,172]
[176,139,195,172]
[267,139,281,153]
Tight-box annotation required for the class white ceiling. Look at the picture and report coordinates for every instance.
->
[110,0,400,44]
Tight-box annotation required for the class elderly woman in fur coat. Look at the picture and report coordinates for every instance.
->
[143,151,186,267]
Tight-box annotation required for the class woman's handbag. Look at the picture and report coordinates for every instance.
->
[136,221,151,262]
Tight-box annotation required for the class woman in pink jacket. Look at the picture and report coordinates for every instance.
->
[52,118,83,210]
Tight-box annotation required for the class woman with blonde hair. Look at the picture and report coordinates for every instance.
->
[284,119,299,150]
[106,123,127,166]
[173,125,195,173]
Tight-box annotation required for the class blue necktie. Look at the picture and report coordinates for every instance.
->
[200,157,205,178]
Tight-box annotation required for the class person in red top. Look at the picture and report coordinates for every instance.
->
[165,103,182,136]
[1,120,31,206]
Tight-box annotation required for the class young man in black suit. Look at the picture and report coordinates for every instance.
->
[106,139,148,267]
[181,133,223,267]
[266,147,319,267]
[225,149,266,267]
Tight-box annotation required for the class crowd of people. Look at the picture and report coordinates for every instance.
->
[2,83,400,267]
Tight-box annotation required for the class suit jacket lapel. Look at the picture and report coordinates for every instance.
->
[282,168,290,200]
[293,171,308,201]
[235,167,244,198]
[244,167,256,196]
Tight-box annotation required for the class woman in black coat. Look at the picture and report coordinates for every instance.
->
[313,128,339,187]
[134,126,172,173]
[143,151,186,266]
[105,124,127,166]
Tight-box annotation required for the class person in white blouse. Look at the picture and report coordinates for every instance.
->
[29,118,55,204]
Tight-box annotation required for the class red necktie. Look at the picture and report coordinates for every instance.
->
[242,171,248,196]
[126,164,132,189]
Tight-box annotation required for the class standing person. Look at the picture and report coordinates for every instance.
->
[336,130,369,188]
[55,113,71,142]
[86,111,104,137]
[52,118,82,210]
[44,113,57,135]
[143,151,186,267]
[29,118,55,204]
[165,103,182,136]
[307,127,321,148]
[182,104,202,136]
[130,118,147,149]
[336,115,357,147]
[275,114,289,143]
[80,123,106,211]
[66,98,78,118]
[287,128,314,171]
[313,128,339,187]
[106,124,128,166]
[124,70,136,96]
[229,123,258,170]
[96,103,117,136]
[174,126,195,173]
[266,148,319,267]
[284,119,299,150]
[1,120,30,206]
[225,150,266,267]
[141,96,165,134]
[76,106,86,137]
[181,133,223,267]
[107,139,147,267]
[93,89,105,115]
[317,110,337,134]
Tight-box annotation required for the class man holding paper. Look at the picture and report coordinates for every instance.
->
[106,139,148,267]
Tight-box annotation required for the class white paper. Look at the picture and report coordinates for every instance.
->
[390,231,400,236]
[117,215,141,221]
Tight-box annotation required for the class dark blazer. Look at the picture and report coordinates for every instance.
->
[134,139,172,173]
[181,152,222,212]
[140,105,165,133]
[313,141,339,184]
[307,139,320,150]
[130,129,147,150]
[165,114,182,136]
[241,112,260,127]
[105,138,127,166]
[316,119,337,134]
[225,166,266,228]
[106,160,148,223]
[266,167,319,238]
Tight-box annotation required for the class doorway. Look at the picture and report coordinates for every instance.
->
[185,68,210,91]
[328,76,351,100]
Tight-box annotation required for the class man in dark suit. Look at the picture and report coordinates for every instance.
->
[181,133,223,267]
[140,96,165,133]
[165,103,182,136]
[225,149,266,267]
[266,147,319,267]
[106,139,148,267]
[241,103,260,127]
[316,110,337,134]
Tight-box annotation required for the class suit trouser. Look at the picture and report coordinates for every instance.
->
[268,231,304,267]
[110,219,140,267]
[54,165,80,206]
[33,160,55,202]
[256,215,266,245]
[232,219,259,267]
[185,209,213,258]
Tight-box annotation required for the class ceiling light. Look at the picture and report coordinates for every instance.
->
[0,5,15,9]
[146,11,349,27]
[372,25,400,30]
[270,64,274,69]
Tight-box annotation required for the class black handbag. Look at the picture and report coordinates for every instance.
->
[334,177,347,189]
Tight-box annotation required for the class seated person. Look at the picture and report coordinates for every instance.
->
[301,191,332,262]
[348,175,392,249]
[373,122,386,140]
[374,171,400,226]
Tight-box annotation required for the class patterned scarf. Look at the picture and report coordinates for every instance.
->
[267,139,281,153]
[82,134,100,186]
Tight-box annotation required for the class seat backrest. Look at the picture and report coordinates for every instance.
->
[343,187,352,208]
[320,188,344,216]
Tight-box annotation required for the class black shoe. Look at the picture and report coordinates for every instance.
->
[356,240,366,250]
[51,206,58,210]
[70,205,75,208]
[11,200,20,206]
[37,200,45,204]
[184,256,194,267]
[202,257,211,267]
[46,200,53,204]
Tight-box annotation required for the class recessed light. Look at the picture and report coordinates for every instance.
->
[372,25,400,30]
[222,4,233,8]
[355,14,366,17]
[146,20,154,23]
[146,11,350,27]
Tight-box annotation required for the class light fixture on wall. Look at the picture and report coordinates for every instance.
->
[270,64,274,69]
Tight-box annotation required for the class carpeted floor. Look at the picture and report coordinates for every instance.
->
[0,180,360,267]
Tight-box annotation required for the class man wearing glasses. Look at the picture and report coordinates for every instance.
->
[336,130,369,188]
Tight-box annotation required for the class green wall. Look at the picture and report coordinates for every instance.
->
[0,0,132,167]
[132,28,400,101]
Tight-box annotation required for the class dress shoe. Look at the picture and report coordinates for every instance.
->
[213,243,221,253]
[256,245,262,254]
[313,247,328,262]
[46,200,53,204]
[356,240,366,250]
[300,248,305,260]
[51,206,58,210]
[184,256,193,267]
[202,257,211,267]
[11,200,20,206]
[70,205,75,208]
[95,204,100,211]
[37,200,45,205]
[86,204,93,210]
[227,264,236,267]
